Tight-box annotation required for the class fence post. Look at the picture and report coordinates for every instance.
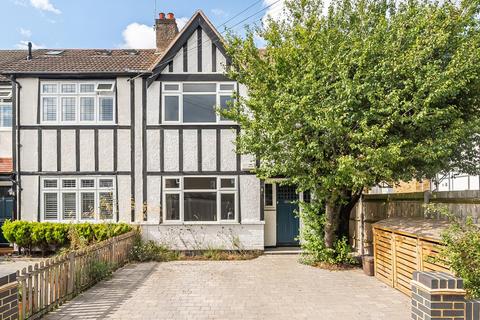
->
[68,252,75,296]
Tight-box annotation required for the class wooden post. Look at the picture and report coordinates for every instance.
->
[67,253,74,296]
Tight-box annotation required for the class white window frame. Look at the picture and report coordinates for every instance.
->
[161,82,236,125]
[40,176,116,222]
[162,176,238,224]
[0,103,12,130]
[40,81,115,125]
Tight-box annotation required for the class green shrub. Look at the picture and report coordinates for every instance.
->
[129,235,178,262]
[439,216,480,298]
[88,261,113,282]
[299,201,357,266]
[1,220,133,253]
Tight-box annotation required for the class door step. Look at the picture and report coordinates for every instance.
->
[264,247,302,255]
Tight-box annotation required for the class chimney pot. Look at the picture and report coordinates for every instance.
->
[167,12,174,19]
[159,12,165,19]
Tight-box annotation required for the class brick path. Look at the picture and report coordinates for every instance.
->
[44,255,410,320]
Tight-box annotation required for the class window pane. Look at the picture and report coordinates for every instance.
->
[43,97,57,121]
[165,193,180,220]
[80,97,95,121]
[62,193,76,220]
[184,177,216,190]
[165,178,180,189]
[97,83,114,91]
[99,192,113,219]
[61,84,76,93]
[220,178,235,189]
[164,96,179,121]
[61,97,76,121]
[184,192,216,221]
[99,97,114,121]
[221,193,235,220]
[183,94,216,123]
[62,179,76,188]
[99,179,113,188]
[80,84,95,93]
[44,179,57,188]
[42,84,57,94]
[220,96,234,121]
[44,193,58,220]
[81,179,95,188]
[303,190,311,203]
[164,84,179,91]
[265,184,273,206]
[219,84,235,91]
[183,83,216,92]
[0,105,12,128]
[81,192,95,219]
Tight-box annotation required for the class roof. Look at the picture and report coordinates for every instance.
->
[0,49,162,76]
[0,158,12,174]
[373,217,451,241]
[0,50,30,81]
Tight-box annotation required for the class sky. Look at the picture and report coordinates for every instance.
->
[0,0,285,50]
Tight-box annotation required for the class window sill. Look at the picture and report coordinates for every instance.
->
[0,128,12,131]
[159,221,241,226]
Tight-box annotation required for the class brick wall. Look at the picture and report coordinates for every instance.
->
[0,272,18,320]
[411,271,479,320]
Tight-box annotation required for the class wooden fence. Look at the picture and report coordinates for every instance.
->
[16,230,136,320]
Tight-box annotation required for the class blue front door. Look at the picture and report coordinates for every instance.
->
[276,185,299,246]
[0,196,13,246]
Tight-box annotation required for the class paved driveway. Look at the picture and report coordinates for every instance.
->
[45,255,410,320]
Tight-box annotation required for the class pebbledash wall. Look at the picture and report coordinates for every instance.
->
[13,12,264,251]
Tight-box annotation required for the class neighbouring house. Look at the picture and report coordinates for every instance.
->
[0,10,307,250]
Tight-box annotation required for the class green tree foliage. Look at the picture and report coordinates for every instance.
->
[223,0,480,261]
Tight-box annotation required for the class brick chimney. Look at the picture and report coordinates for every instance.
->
[155,12,179,52]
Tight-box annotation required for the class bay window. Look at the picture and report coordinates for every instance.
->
[163,176,237,223]
[42,176,116,221]
[40,81,115,125]
[162,82,236,124]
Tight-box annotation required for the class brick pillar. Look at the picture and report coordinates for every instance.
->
[0,272,18,320]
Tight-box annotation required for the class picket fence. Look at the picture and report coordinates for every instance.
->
[16,230,137,320]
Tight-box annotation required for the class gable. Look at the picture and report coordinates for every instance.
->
[148,11,231,85]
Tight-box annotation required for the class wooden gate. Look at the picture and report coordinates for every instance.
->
[373,218,450,296]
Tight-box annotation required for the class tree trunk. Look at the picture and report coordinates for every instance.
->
[337,192,362,241]
[324,200,340,249]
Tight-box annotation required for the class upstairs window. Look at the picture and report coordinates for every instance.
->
[162,82,236,124]
[0,104,12,128]
[40,81,115,125]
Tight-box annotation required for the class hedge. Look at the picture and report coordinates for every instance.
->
[1,220,133,252]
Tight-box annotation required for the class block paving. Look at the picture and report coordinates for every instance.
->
[44,255,410,320]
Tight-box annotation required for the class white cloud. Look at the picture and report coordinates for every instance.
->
[15,40,45,49]
[19,28,32,38]
[119,17,190,49]
[30,0,61,14]
[120,23,155,49]
[263,0,285,23]
[176,17,189,31]
[211,8,228,18]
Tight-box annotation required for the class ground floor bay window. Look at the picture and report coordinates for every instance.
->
[41,176,116,222]
[163,176,237,223]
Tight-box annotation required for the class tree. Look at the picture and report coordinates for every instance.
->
[223,0,480,258]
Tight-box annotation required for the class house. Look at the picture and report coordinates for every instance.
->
[0,10,306,250]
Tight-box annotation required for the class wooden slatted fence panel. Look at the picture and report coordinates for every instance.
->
[17,231,136,320]
[373,225,451,296]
